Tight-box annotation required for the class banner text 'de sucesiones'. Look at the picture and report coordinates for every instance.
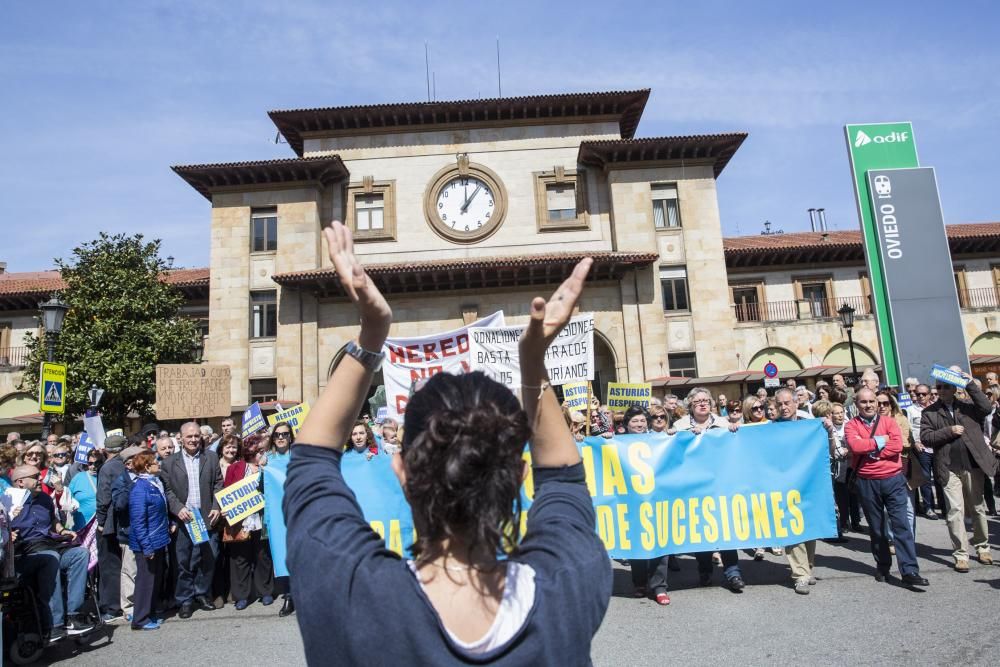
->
[519,421,837,558]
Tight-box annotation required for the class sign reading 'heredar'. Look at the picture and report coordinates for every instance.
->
[155,364,232,420]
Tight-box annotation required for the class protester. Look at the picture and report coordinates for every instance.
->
[95,433,128,621]
[67,448,102,529]
[223,434,273,610]
[742,396,768,424]
[347,419,379,459]
[160,421,223,618]
[726,400,743,425]
[920,369,997,571]
[111,446,144,623]
[648,405,670,433]
[907,383,938,519]
[10,464,95,641]
[128,451,169,630]
[845,389,928,587]
[795,386,814,416]
[828,402,852,538]
[264,421,296,618]
[380,417,402,454]
[155,435,175,463]
[765,398,778,421]
[217,434,239,480]
[284,224,609,663]
[774,388,818,594]
[0,443,18,491]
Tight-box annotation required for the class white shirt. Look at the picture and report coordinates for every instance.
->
[906,404,924,443]
[409,561,536,655]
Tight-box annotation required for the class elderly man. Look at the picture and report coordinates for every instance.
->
[756,387,768,401]
[833,374,856,415]
[161,421,223,618]
[10,465,95,641]
[907,384,939,519]
[845,389,928,587]
[920,369,997,572]
[986,372,999,389]
[155,435,176,462]
[94,433,129,622]
[774,388,825,594]
[663,394,679,412]
[6,431,20,443]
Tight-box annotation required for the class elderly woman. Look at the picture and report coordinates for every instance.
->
[68,448,104,529]
[742,396,768,424]
[672,387,745,592]
[128,451,170,631]
[648,404,671,433]
[224,434,274,611]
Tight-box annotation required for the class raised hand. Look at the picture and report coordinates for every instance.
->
[323,221,392,348]
[519,258,592,362]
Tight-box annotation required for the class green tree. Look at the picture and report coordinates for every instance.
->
[20,233,200,428]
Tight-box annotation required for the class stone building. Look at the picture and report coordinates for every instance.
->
[171,89,747,411]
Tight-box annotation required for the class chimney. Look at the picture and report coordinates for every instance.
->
[0,262,6,274]
[807,208,817,232]
[817,208,828,231]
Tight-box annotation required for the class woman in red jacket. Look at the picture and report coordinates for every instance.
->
[223,435,274,610]
[844,388,927,587]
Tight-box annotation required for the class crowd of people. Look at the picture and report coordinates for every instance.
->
[571,368,1000,605]
[0,417,307,642]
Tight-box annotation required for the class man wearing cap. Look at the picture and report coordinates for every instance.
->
[95,433,129,621]
[160,421,223,618]
[920,368,997,572]
[111,446,144,621]
[140,423,160,448]
[10,465,95,641]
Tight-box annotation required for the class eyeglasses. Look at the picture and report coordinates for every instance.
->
[273,432,291,439]
[751,405,764,412]
[52,452,69,458]
[690,399,711,406]
[877,401,891,407]
[651,415,667,421]
[24,452,42,459]
[914,391,929,396]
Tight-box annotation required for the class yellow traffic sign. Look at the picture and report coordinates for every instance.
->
[39,362,67,414]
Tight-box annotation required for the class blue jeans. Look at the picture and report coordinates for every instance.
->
[16,547,89,628]
[885,490,916,542]
[696,549,742,580]
[915,449,936,512]
[856,474,919,576]
[174,525,219,605]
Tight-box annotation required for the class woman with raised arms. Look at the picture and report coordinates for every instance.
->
[283,221,611,665]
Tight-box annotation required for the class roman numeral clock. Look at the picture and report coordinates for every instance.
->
[423,154,507,243]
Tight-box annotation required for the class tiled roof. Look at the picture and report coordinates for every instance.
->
[269,89,651,156]
[172,156,349,200]
[724,222,1000,253]
[0,268,210,303]
[578,133,748,177]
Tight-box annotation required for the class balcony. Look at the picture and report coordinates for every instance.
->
[959,287,999,310]
[0,347,28,369]
[733,296,872,324]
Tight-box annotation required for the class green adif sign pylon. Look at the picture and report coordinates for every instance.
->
[845,122,918,386]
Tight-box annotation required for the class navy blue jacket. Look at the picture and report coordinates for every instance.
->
[284,445,611,666]
[111,471,136,544]
[128,476,170,556]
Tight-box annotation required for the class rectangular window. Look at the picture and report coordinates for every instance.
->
[668,353,698,378]
[546,183,577,221]
[652,184,681,229]
[660,267,689,312]
[249,378,278,403]
[250,290,277,338]
[732,285,762,322]
[800,281,830,318]
[355,194,385,231]
[251,210,278,252]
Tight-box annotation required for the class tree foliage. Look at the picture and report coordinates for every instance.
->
[20,233,200,427]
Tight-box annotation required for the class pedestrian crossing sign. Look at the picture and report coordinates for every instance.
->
[39,361,67,414]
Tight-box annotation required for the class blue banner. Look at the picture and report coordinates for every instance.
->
[75,432,96,465]
[262,453,290,577]
[242,401,267,436]
[522,421,837,558]
[272,421,836,564]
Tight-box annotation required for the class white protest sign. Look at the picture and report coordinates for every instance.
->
[468,314,595,389]
[83,412,106,450]
[382,312,505,420]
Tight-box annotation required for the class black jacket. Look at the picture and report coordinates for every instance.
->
[95,456,126,533]
[920,381,998,481]
[158,448,222,523]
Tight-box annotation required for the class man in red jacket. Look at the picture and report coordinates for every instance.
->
[844,388,928,587]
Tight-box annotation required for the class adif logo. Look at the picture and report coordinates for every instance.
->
[854,129,910,147]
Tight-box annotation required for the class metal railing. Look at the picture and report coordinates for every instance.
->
[733,296,872,324]
[0,347,28,368]
[959,287,999,310]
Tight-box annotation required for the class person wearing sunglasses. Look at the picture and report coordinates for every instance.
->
[648,405,671,433]
[263,422,296,618]
[919,369,997,572]
[876,391,919,551]
[845,389,927,587]
[906,384,939,520]
[741,396,768,424]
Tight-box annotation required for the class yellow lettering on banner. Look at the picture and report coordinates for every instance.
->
[616,504,632,550]
[750,493,772,540]
[626,442,655,494]
[770,491,789,539]
[580,447,597,497]
[688,497,702,544]
[521,452,535,501]
[656,501,670,548]
[388,520,403,555]
[519,511,528,536]
[787,489,805,535]
[370,521,385,538]
[596,505,615,549]
[601,445,628,496]
[702,496,719,542]
[638,502,654,550]
[718,495,732,541]
[732,494,750,541]
[671,498,686,545]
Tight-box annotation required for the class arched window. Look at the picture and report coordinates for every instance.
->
[746,347,803,372]
[822,342,878,367]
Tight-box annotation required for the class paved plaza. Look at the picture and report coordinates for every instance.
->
[45,514,1000,666]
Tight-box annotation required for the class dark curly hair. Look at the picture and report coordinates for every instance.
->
[401,371,531,567]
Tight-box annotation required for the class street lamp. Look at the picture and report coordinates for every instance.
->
[837,303,859,381]
[38,295,69,438]
[88,384,105,410]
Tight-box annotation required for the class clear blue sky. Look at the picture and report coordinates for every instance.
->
[2,1,997,271]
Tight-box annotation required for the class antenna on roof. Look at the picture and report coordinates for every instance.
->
[425,43,431,103]
[273,131,286,145]
[433,72,436,101]
[496,38,502,97]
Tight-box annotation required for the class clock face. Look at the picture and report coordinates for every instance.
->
[424,163,507,243]
[435,176,495,235]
